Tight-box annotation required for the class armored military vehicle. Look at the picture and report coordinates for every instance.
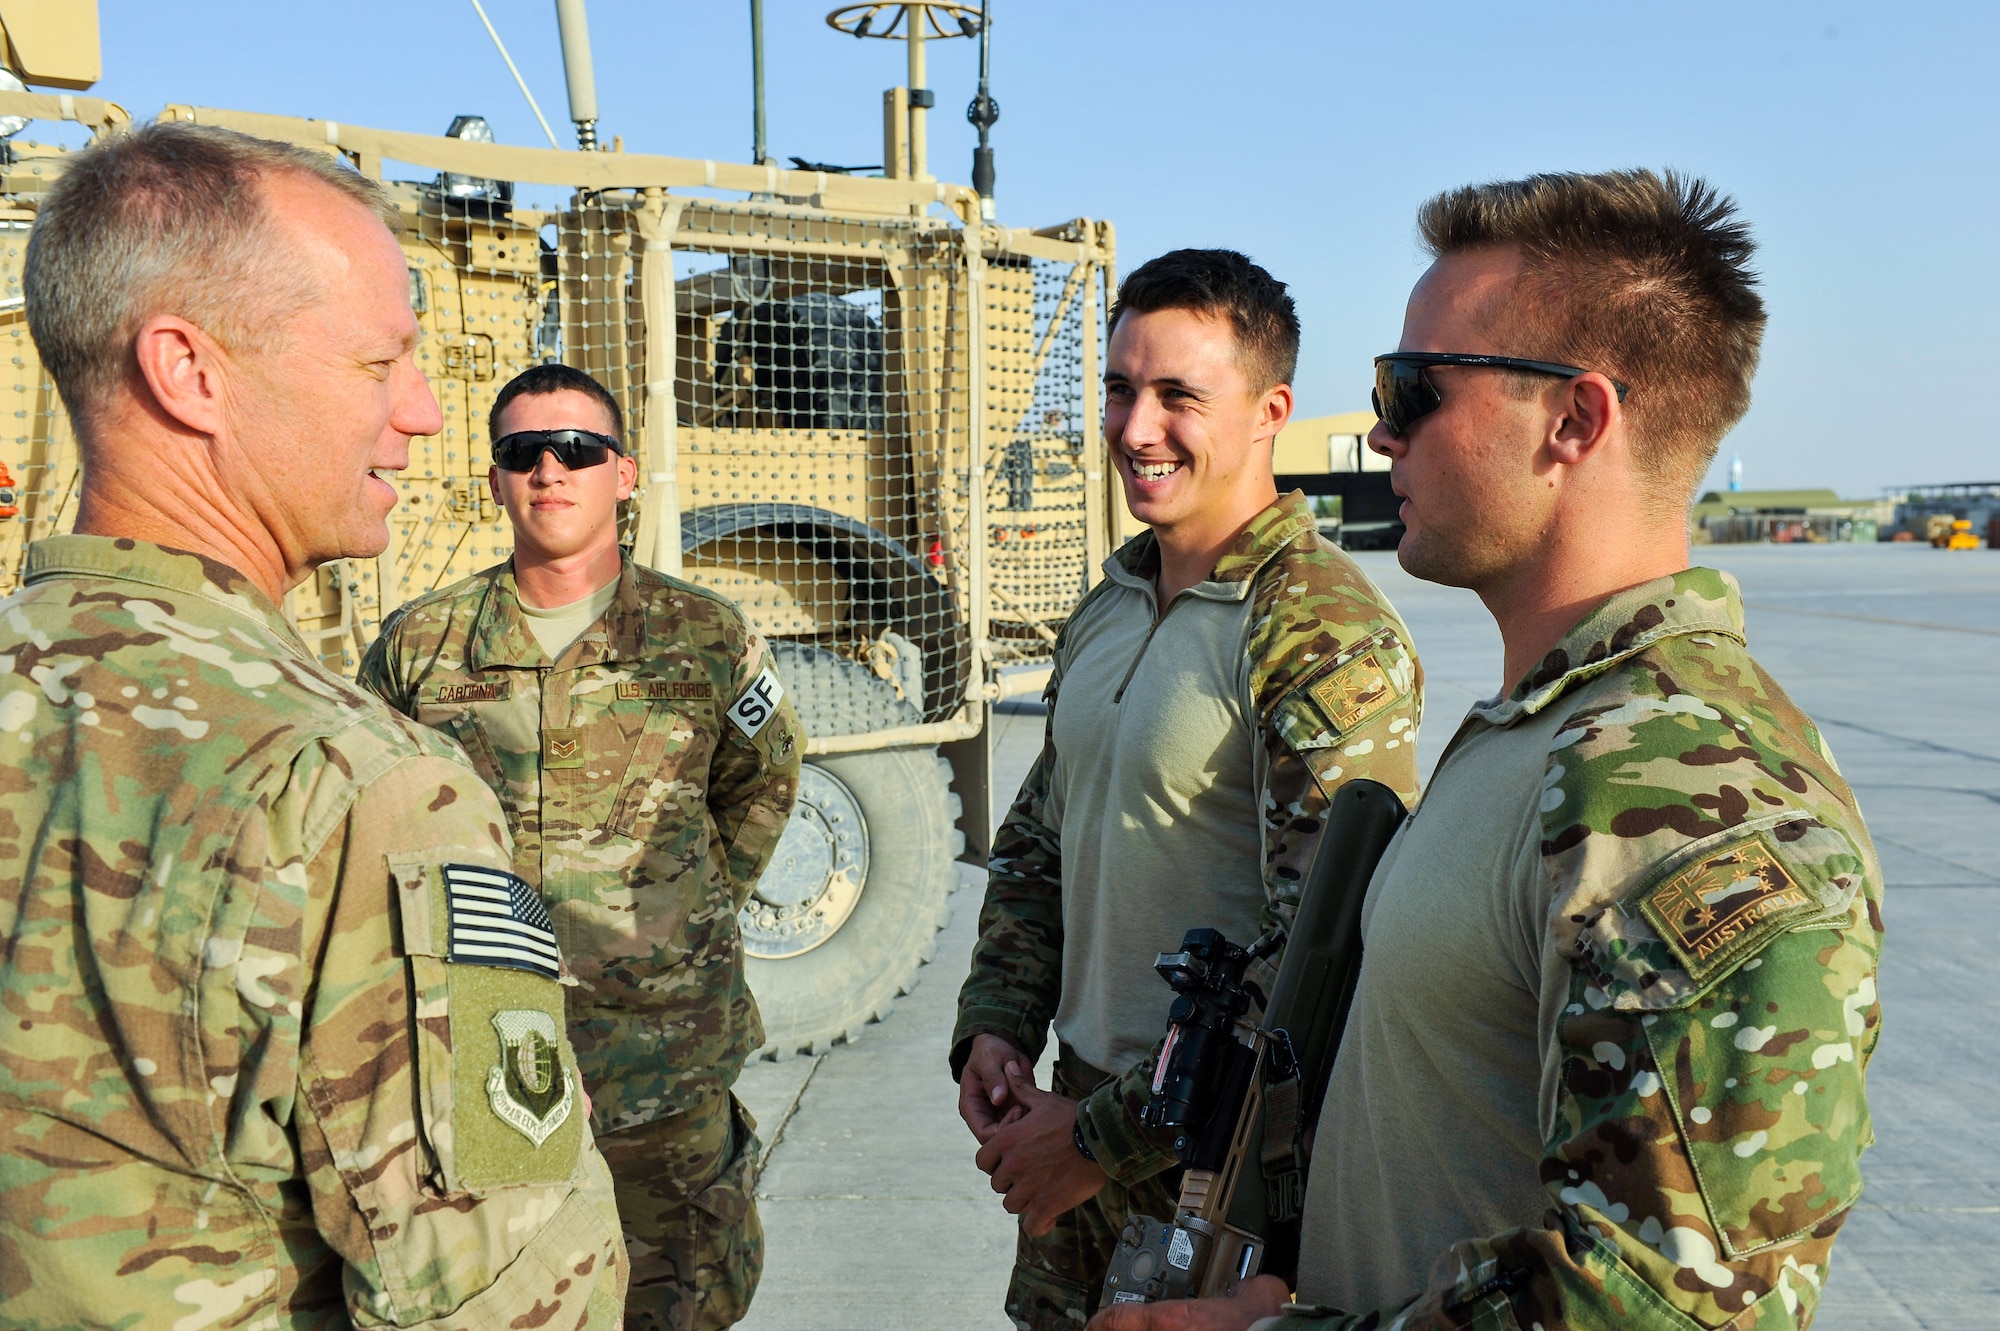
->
[0,1,1118,1058]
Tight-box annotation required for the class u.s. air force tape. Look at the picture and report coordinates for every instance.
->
[443,863,561,981]
[727,665,785,740]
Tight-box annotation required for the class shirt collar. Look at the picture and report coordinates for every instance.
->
[1099,490,1320,604]
[466,554,649,671]
[23,535,306,653]
[1469,566,1746,727]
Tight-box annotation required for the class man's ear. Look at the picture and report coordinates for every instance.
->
[615,451,639,502]
[131,314,230,438]
[1255,381,1295,443]
[487,464,503,508]
[1547,372,1622,468]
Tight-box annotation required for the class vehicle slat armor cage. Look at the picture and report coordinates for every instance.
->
[0,125,1116,740]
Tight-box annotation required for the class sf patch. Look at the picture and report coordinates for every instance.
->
[1308,650,1403,734]
[1637,833,1819,984]
[727,666,785,740]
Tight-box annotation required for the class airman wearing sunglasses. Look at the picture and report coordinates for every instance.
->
[1092,174,1883,1331]
[358,362,801,1331]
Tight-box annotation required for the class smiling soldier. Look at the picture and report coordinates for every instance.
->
[359,364,800,1331]
[951,249,1424,1329]
[0,124,625,1327]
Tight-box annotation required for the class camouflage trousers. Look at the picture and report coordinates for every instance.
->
[1006,1055,1182,1331]
[598,1079,764,1331]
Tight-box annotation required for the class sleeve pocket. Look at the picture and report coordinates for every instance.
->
[389,855,587,1194]
[1641,922,1872,1257]
[1269,642,1415,793]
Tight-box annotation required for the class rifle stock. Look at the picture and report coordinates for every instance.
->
[1249,777,1408,1282]
[1099,778,1408,1308]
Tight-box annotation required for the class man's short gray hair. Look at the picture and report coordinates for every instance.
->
[24,120,396,434]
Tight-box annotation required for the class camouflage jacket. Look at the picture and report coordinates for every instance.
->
[952,492,1424,1181]
[0,537,625,1330]
[1275,569,1883,1331]
[358,556,801,1131]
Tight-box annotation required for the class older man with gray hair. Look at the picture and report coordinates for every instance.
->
[0,122,625,1327]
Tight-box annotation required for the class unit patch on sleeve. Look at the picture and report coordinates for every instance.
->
[726,665,786,740]
[443,863,561,981]
[1635,834,1820,984]
[1307,650,1402,734]
[617,678,714,702]
[487,1008,576,1146]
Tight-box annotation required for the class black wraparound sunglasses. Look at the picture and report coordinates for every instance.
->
[1372,352,1630,439]
[491,428,624,473]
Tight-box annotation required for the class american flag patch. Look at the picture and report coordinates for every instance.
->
[443,864,561,981]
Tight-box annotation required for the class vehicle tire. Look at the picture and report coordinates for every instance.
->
[742,643,964,1059]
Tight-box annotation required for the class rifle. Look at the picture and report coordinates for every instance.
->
[1098,778,1408,1308]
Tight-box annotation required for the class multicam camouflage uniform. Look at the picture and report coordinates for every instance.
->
[359,554,801,1331]
[1278,569,1883,1330]
[0,536,627,1329]
[951,492,1425,1329]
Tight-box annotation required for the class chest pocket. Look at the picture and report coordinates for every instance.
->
[602,694,714,841]
[417,700,536,841]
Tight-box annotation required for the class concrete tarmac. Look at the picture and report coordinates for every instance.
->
[738,542,1999,1330]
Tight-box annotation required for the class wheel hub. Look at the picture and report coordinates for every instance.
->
[741,763,869,959]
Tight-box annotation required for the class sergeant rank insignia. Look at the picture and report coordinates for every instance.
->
[487,1009,575,1146]
[1638,836,1817,981]
[542,726,585,769]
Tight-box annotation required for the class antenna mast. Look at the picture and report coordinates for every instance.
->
[966,0,997,219]
[751,0,769,164]
[553,0,600,150]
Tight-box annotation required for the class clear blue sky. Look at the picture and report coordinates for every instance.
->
[75,0,1999,498]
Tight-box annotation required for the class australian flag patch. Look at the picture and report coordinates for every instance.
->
[443,863,561,981]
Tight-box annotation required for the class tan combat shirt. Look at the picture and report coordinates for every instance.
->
[1281,570,1883,1331]
[359,556,801,1131]
[0,537,625,1330]
[956,493,1424,1180]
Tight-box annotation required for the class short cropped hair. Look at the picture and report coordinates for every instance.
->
[488,362,625,447]
[1417,169,1765,494]
[1108,248,1299,391]
[24,120,393,434]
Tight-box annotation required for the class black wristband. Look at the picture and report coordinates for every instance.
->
[1073,1119,1097,1162]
